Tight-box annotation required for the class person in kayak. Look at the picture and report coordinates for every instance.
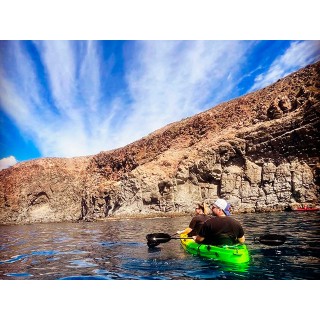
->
[193,198,245,245]
[176,202,211,237]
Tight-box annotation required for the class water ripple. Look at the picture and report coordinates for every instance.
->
[59,275,110,280]
[5,272,32,278]
[68,259,98,268]
[0,250,60,264]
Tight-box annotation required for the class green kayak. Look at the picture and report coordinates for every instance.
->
[180,233,250,264]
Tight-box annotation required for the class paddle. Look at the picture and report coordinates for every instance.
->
[146,233,193,248]
[146,232,287,247]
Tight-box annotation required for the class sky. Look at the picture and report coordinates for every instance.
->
[0,40,319,170]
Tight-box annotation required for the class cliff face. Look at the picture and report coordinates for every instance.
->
[0,62,319,224]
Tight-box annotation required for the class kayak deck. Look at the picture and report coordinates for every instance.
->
[180,233,250,264]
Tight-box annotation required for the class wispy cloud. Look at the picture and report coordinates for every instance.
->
[0,41,110,157]
[250,40,320,92]
[0,155,17,170]
[33,41,77,114]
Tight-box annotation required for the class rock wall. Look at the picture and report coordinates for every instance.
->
[0,157,89,224]
[0,62,319,224]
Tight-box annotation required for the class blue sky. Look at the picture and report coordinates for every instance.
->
[0,40,319,169]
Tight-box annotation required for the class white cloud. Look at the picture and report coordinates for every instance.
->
[79,41,102,112]
[250,41,320,92]
[0,156,18,170]
[33,41,77,114]
[0,41,108,158]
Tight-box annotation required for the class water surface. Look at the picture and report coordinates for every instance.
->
[0,211,319,279]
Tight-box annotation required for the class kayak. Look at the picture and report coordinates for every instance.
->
[179,233,250,264]
[295,207,319,211]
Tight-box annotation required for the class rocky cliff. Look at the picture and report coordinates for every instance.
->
[0,62,319,224]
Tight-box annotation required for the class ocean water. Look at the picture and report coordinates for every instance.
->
[0,211,319,280]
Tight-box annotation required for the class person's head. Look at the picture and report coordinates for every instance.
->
[211,198,231,217]
[195,203,205,214]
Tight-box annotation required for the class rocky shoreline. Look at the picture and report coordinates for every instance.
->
[0,61,319,225]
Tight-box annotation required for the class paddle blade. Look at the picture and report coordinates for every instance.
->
[256,234,287,246]
[146,233,172,247]
[147,240,161,248]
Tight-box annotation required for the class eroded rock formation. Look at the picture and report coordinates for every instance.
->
[0,62,319,224]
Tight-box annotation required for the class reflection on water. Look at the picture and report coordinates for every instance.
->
[0,211,319,279]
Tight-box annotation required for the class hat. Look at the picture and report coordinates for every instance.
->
[213,198,231,216]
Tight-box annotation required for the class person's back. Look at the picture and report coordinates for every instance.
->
[177,203,210,236]
[198,216,244,245]
[193,198,245,245]
[188,213,211,236]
